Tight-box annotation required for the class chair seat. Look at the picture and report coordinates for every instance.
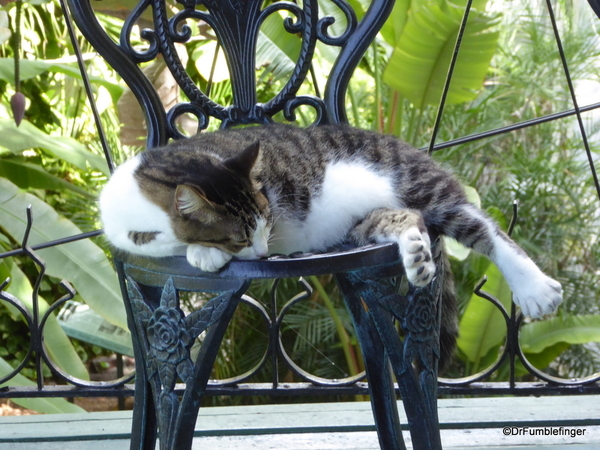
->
[122,242,404,288]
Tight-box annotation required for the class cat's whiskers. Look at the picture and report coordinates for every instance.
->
[268,208,288,226]
[266,235,288,244]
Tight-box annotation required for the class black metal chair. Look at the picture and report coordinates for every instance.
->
[67,1,445,449]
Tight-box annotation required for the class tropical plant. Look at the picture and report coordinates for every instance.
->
[0,0,126,412]
[426,0,600,378]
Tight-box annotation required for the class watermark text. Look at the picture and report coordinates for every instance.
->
[503,426,586,438]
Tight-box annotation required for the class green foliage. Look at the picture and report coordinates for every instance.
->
[431,0,600,378]
[0,57,122,101]
[0,178,126,329]
[204,277,362,399]
[456,263,512,371]
[520,316,600,354]
[0,118,109,174]
[0,0,125,405]
[1,260,89,380]
[383,0,500,110]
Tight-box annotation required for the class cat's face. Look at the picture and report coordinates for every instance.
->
[171,184,270,257]
[168,142,271,259]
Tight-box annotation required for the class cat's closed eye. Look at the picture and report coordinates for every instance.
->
[196,235,253,252]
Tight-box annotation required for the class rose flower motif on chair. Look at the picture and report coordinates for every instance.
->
[403,292,436,336]
[128,277,233,391]
[146,305,195,389]
[401,288,440,373]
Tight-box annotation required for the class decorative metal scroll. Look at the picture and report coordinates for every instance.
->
[90,0,325,132]
[65,0,393,141]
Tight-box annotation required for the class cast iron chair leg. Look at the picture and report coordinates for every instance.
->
[117,266,159,450]
[124,276,249,450]
[173,286,247,448]
[130,371,158,450]
[336,272,407,450]
[336,265,443,450]
[368,295,442,450]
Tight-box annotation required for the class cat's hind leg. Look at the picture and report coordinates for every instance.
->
[350,208,436,286]
[443,203,562,318]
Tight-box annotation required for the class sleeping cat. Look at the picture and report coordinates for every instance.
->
[100,124,562,325]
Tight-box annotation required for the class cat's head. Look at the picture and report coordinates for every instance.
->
[166,141,271,259]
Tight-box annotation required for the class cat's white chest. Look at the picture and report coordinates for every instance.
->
[269,160,399,254]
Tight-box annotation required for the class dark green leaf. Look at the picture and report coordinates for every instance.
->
[520,315,600,354]
[0,119,109,175]
[0,160,95,198]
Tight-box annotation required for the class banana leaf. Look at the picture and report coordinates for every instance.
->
[456,261,512,367]
[0,178,127,330]
[383,0,500,109]
[520,315,600,354]
[0,119,109,176]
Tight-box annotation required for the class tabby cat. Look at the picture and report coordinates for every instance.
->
[100,124,562,366]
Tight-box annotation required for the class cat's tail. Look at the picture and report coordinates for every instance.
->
[438,245,458,373]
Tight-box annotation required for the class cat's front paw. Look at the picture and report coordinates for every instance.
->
[186,245,232,272]
[398,228,436,287]
[512,272,562,318]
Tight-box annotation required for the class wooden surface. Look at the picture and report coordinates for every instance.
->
[0,395,599,449]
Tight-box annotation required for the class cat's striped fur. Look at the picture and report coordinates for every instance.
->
[100,124,563,369]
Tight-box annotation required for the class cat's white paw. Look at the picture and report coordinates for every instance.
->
[186,244,232,272]
[398,228,436,287]
[511,271,562,318]
[493,237,563,318]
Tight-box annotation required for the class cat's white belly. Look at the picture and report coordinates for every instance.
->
[269,161,399,254]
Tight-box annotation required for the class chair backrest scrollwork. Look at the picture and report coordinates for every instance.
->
[67,0,396,148]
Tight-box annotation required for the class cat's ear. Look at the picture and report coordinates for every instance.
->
[223,141,261,177]
[175,185,220,221]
